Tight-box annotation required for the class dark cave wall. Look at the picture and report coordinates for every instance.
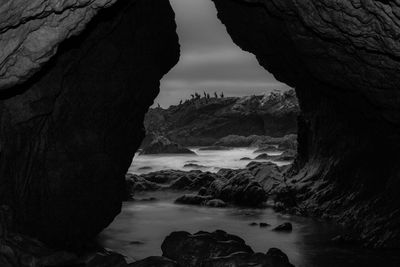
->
[211,0,400,248]
[0,0,179,248]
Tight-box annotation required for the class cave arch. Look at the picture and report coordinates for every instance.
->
[0,0,399,250]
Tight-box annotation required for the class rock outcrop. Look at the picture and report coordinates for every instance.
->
[140,136,195,155]
[159,230,294,267]
[0,0,179,248]
[214,134,297,149]
[211,0,400,248]
[144,90,299,146]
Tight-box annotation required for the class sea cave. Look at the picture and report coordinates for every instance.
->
[0,0,399,266]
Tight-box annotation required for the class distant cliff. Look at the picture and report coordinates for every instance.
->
[144,89,299,146]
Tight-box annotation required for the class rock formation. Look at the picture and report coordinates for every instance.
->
[140,136,195,155]
[0,0,399,253]
[144,90,299,146]
[0,0,179,248]
[211,0,400,248]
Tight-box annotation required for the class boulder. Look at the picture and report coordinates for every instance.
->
[183,163,207,169]
[125,174,162,192]
[141,136,195,155]
[205,199,227,208]
[260,222,270,228]
[169,176,193,190]
[208,171,267,206]
[161,230,294,267]
[273,223,293,232]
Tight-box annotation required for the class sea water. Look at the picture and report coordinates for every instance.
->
[128,147,289,174]
[99,148,400,267]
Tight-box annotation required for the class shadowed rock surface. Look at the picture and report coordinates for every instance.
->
[144,90,299,146]
[160,230,294,267]
[0,0,400,255]
[0,0,117,89]
[0,0,179,248]
[212,0,400,248]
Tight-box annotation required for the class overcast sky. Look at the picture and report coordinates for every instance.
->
[155,0,291,107]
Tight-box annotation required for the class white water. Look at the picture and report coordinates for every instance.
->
[128,147,290,174]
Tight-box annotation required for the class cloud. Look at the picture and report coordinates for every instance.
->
[156,0,291,107]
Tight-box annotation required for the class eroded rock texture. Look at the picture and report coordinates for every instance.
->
[145,90,299,146]
[0,0,117,89]
[212,0,400,248]
[0,0,179,248]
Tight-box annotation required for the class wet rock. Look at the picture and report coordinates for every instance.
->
[161,230,253,266]
[183,163,207,169]
[273,223,293,232]
[254,145,279,153]
[208,171,267,206]
[198,187,208,196]
[161,230,294,267]
[169,176,194,190]
[138,166,152,171]
[129,241,145,245]
[205,199,227,208]
[240,157,252,161]
[126,174,162,192]
[260,222,270,228]
[255,153,273,160]
[175,194,212,205]
[275,150,297,161]
[129,256,178,267]
[266,248,293,267]
[249,222,258,226]
[141,136,195,155]
[190,173,217,190]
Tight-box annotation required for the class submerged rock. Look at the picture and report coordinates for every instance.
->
[205,199,227,208]
[183,163,207,169]
[273,223,293,232]
[160,230,294,267]
[141,136,195,155]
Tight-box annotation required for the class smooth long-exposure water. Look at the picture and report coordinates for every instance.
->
[99,148,400,267]
[128,147,288,174]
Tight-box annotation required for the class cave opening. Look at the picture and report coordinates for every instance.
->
[1,0,400,266]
